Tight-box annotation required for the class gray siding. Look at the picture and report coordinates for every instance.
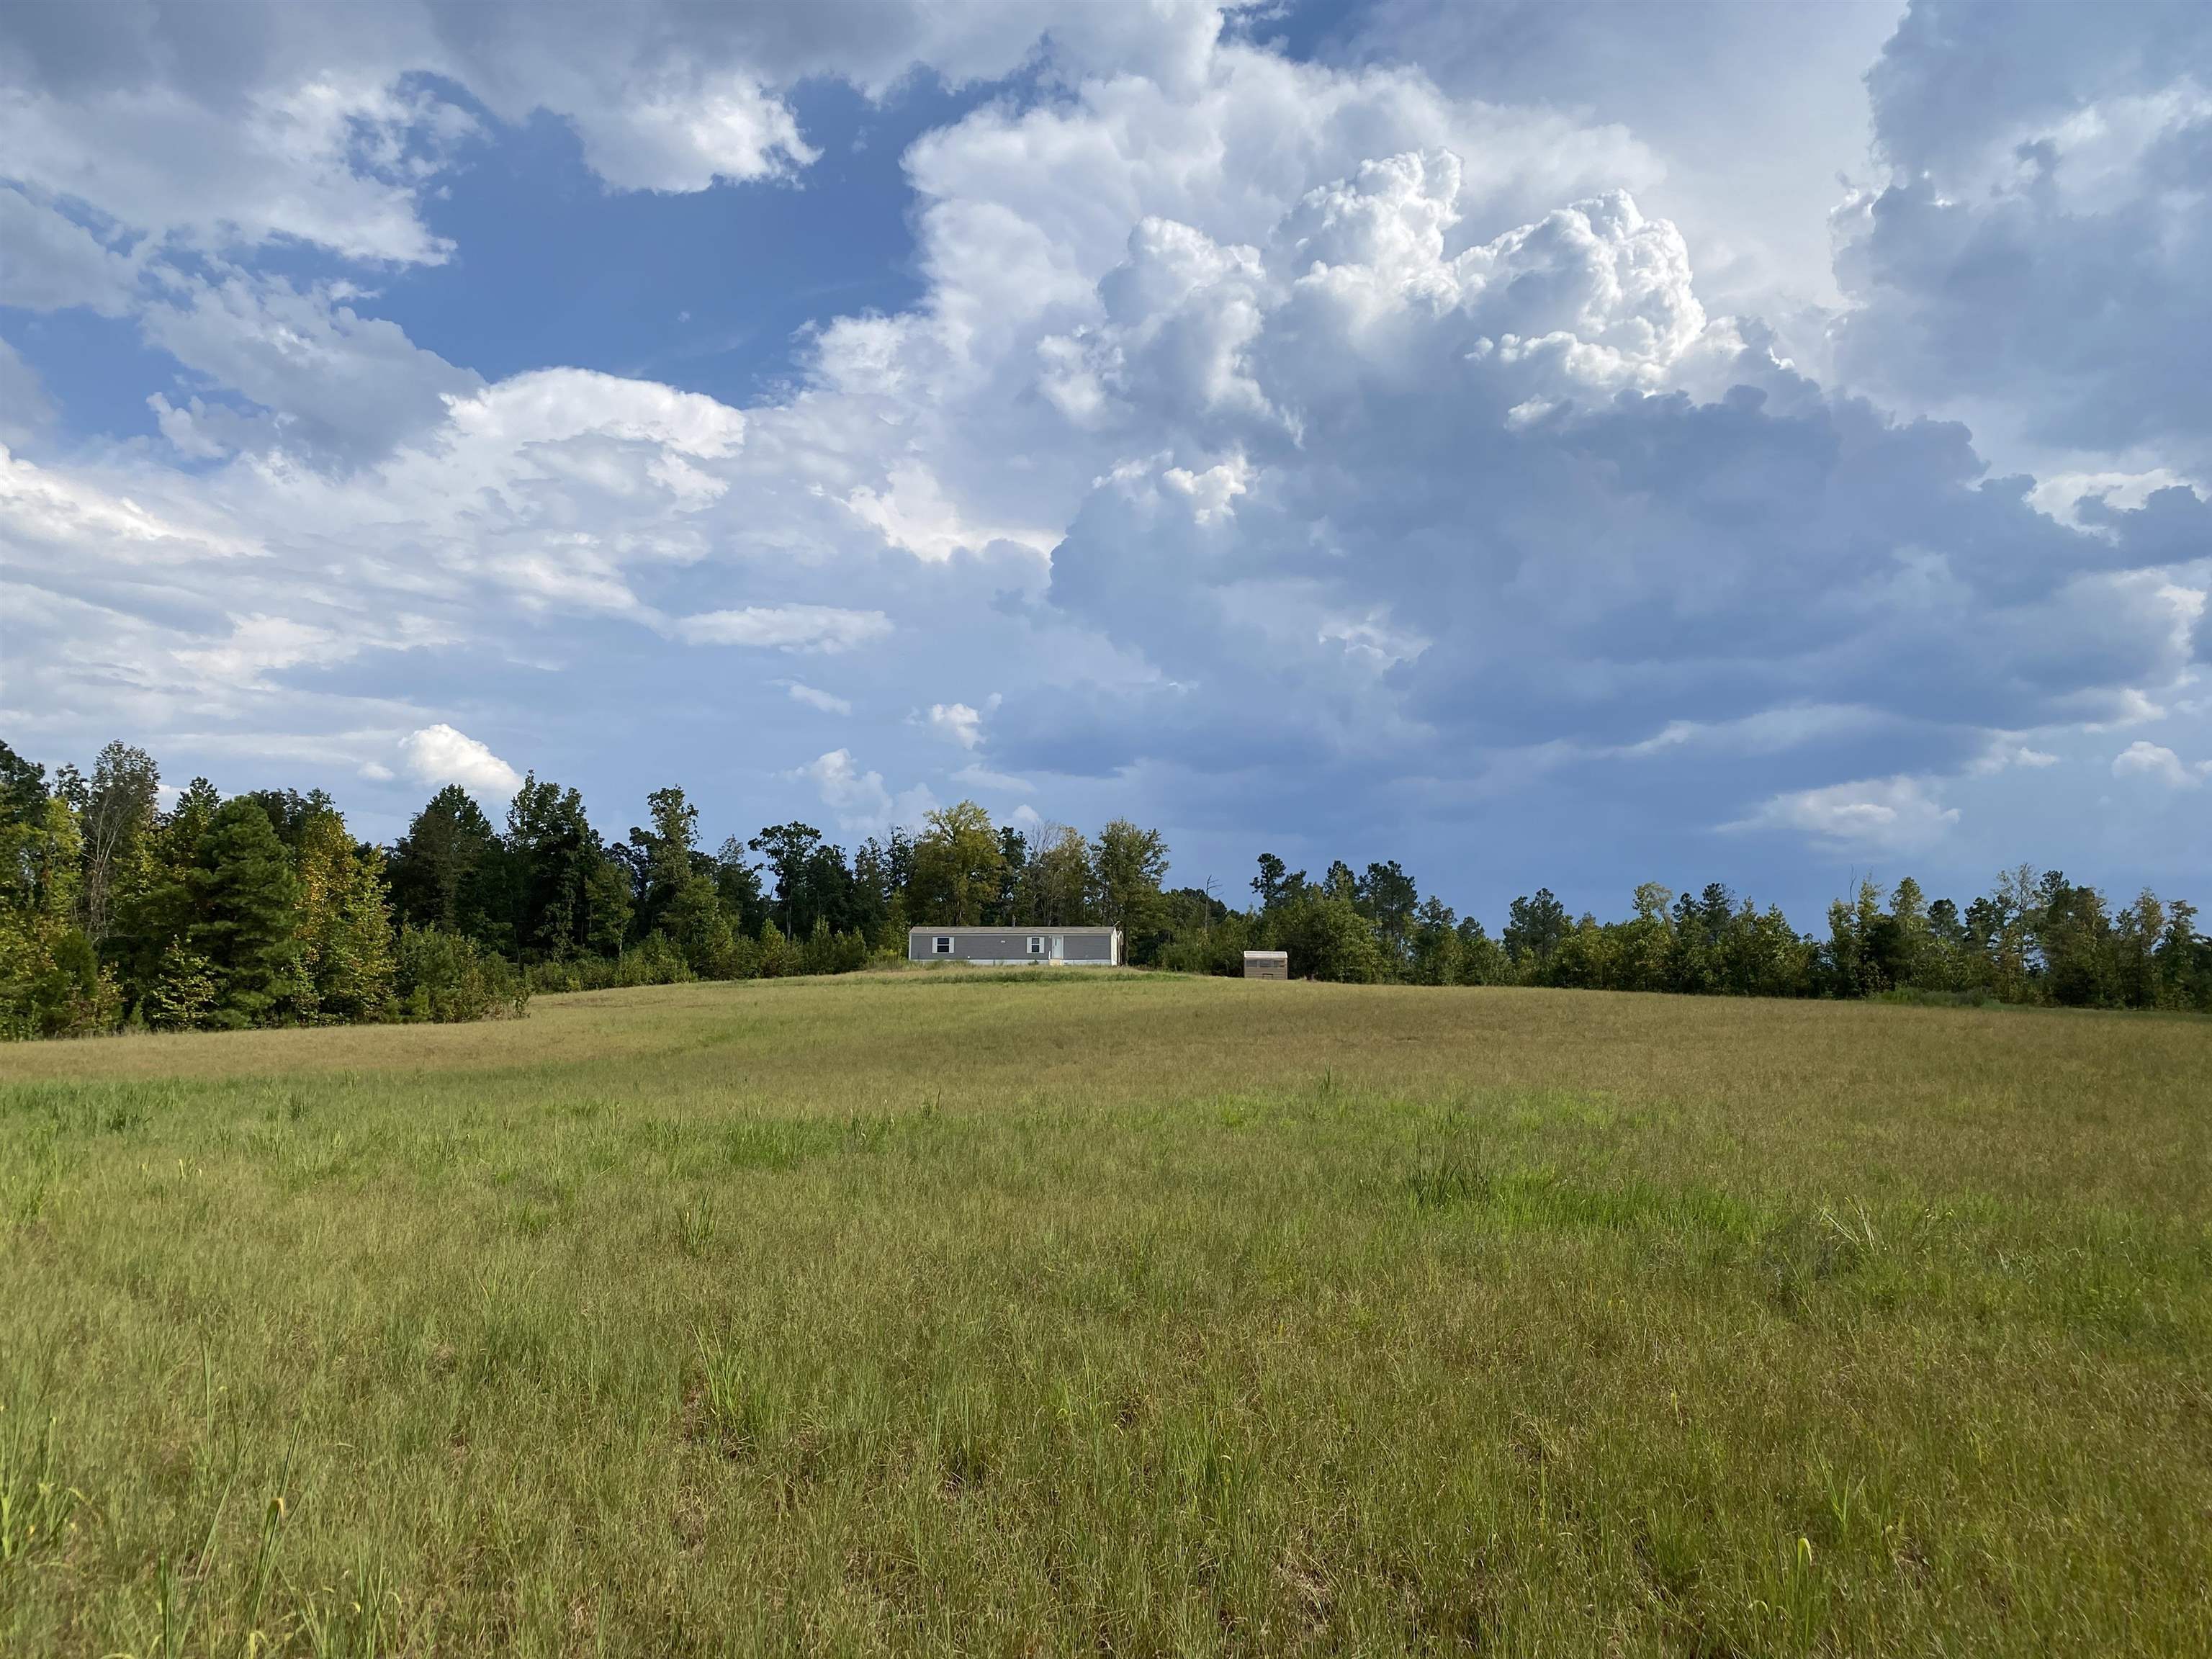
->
[909,927,1120,965]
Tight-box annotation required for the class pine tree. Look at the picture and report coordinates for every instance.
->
[387,785,498,938]
[186,799,302,1028]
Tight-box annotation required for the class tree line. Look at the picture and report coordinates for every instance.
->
[4,737,2206,1039]
[1180,860,2210,1012]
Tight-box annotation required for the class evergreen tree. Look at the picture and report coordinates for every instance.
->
[1503,889,1569,970]
[185,798,302,1028]
[388,786,499,940]
[1355,860,1419,965]
[1251,852,1298,911]
[503,774,629,961]
[715,837,769,935]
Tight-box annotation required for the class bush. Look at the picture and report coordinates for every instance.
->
[394,926,529,1022]
[1264,891,1386,983]
[1154,913,1253,976]
[523,936,694,994]
[0,917,121,1039]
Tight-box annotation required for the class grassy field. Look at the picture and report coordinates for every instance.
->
[1,972,2207,1655]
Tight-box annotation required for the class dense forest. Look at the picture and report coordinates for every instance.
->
[3,737,2207,1040]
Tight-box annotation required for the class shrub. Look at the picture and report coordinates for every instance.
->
[394,926,529,1022]
[0,917,121,1038]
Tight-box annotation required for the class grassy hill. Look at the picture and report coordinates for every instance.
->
[2,973,2207,1654]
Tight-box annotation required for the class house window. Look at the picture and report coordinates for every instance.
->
[1026,936,1047,956]
[932,936,954,956]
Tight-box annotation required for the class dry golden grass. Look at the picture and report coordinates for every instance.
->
[2,972,2208,1655]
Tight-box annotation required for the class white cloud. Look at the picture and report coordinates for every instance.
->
[443,367,745,459]
[795,748,935,835]
[1162,455,1253,523]
[782,681,853,715]
[172,613,356,691]
[560,74,814,192]
[0,446,260,562]
[675,606,891,652]
[927,701,984,749]
[845,463,1056,562]
[2111,740,2209,788]
[0,71,468,267]
[400,724,522,799]
[2028,468,2198,531]
[1727,775,1962,853]
[0,2,1214,279]
[1970,738,2062,775]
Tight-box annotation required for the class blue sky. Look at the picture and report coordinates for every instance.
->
[2,1,2207,926]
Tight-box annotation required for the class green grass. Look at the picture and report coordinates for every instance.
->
[1,971,2208,1655]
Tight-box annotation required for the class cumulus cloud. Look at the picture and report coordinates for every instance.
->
[1005,131,2205,830]
[400,724,522,798]
[2111,740,2209,789]
[1835,5,2212,467]
[0,1,1215,273]
[8,1,2208,903]
[926,702,984,749]
[1729,775,1962,853]
[845,463,1056,562]
[796,749,934,835]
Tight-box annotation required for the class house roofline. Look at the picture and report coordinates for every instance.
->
[907,925,1120,934]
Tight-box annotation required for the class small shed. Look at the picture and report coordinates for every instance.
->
[1243,950,1289,980]
[909,926,1122,966]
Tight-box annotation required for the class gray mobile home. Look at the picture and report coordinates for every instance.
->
[909,926,1122,966]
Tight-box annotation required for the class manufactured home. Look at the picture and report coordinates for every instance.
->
[1243,950,1289,980]
[909,926,1122,966]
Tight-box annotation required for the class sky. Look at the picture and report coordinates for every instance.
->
[2,0,2207,927]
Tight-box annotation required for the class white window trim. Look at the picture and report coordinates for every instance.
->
[932,936,954,955]
[1026,936,1047,956]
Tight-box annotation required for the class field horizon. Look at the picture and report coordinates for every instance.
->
[3,972,2208,1654]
